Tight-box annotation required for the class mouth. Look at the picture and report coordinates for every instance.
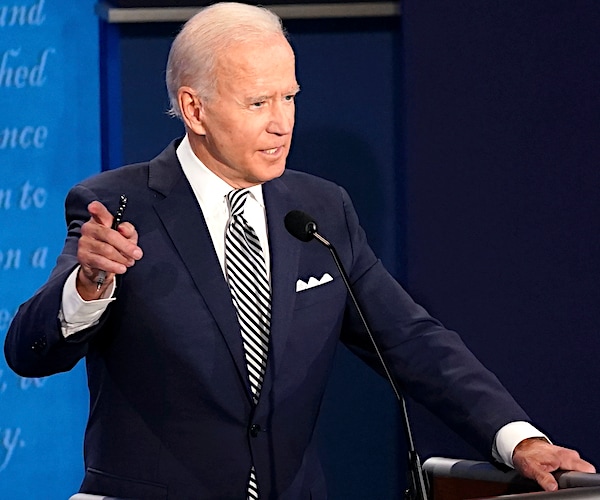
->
[262,146,282,155]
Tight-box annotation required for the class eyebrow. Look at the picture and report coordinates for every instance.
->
[245,85,301,104]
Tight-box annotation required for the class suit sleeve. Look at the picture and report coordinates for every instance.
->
[335,186,530,459]
[4,184,110,377]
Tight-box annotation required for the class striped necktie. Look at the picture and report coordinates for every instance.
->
[224,188,271,499]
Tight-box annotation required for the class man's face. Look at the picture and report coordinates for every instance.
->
[192,34,299,188]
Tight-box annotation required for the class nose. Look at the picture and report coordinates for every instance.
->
[267,100,294,136]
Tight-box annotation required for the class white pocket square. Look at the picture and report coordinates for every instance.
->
[295,273,333,292]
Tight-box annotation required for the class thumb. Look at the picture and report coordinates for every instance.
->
[535,471,559,492]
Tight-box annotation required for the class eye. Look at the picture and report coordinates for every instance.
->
[251,101,266,109]
[284,94,296,102]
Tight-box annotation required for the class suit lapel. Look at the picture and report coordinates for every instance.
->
[258,176,302,401]
[148,145,251,399]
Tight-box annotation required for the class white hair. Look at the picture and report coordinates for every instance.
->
[165,2,286,119]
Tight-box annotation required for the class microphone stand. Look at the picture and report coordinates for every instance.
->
[310,230,430,500]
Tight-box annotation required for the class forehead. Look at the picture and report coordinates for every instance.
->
[215,35,297,92]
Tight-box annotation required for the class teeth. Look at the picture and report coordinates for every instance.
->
[264,148,277,154]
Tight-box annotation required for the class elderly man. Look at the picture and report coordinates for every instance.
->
[4,2,593,499]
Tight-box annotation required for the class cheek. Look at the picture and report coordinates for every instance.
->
[209,124,241,152]
[213,116,272,158]
[224,118,258,142]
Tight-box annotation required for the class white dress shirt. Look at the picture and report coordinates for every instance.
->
[176,134,270,280]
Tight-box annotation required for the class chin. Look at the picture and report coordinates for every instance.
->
[259,162,287,183]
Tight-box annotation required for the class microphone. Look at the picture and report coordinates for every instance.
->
[284,210,430,500]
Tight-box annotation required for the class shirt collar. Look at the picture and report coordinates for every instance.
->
[176,134,265,211]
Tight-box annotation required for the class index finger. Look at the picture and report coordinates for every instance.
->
[557,453,596,474]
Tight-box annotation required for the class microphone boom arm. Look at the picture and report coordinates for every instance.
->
[310,230,429,500]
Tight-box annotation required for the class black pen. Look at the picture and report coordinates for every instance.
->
[96,194,128,291]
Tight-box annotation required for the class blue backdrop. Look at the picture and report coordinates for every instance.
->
[0,1,100,498]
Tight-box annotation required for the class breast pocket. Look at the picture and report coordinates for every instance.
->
[293,273,346,311]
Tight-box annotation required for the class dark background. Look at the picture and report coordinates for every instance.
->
[99,1,600,498]
[403,0,600,469]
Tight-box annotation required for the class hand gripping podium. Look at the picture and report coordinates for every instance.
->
[423,457,600,500]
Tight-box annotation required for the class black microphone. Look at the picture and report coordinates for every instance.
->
[284,209,430,500]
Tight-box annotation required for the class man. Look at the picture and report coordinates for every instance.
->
[4,2,594,499]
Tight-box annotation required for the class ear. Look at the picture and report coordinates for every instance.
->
[178,86,207,135]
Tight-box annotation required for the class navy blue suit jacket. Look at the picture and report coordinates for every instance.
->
[5,139,529,499]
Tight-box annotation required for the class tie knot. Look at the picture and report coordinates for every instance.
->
[227,189,250,217]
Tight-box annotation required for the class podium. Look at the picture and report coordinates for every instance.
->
[69,457,600,500]
[423,457,600,499]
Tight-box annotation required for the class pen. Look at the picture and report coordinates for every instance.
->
[96,194,128,291]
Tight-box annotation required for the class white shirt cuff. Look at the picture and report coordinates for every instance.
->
[59,266,116,338]
[492,421,549,467]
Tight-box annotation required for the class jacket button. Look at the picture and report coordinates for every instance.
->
[250,424,261,437]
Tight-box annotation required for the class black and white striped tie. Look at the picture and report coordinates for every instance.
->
[225,189,271,500]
